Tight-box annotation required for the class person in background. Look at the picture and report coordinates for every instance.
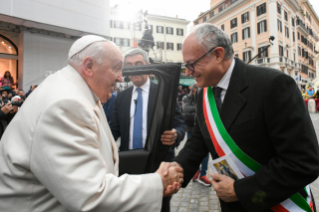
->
[1,71,15,90]
[25,84,37,98]
[182,84,211,187]
[301,88,306,99]
[306,86,316,99]
[103,89,117,123]
[315,87,319,99]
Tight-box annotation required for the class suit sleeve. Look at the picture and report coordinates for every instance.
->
[31,99,163,212]
[234,74,319,212]
[174,116,209,187]
[172,100,186,147]
[109,95,121,140]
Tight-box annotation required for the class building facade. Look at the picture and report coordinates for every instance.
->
[194,0,319,88]
[0,0,110,91]
[110,6,190,63]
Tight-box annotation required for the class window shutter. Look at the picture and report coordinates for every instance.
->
[236,32,238,42]
[242,29,244,40]
[247,12,249,21]
[264,20,267,32]
[242,14,244,23]
[243,52,246,62]
[257,7,260,16]
[258,22,260,34]
[249,51,251,60]
[264,3,266,13]
[248,27,250,38]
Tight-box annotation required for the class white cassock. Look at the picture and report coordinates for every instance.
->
[0,65,163,212]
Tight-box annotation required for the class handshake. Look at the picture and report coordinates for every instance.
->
[156,162,184,197]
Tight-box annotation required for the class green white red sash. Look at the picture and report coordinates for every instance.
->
[202,87,313,212]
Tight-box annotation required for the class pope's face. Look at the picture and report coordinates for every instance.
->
[125,54,149,87]
[91,43,123,103]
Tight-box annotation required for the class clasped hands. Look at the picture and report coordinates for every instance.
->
[156,162,183,197]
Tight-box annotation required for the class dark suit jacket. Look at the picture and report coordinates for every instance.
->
[110,81,185,161]
[174,58,319,212]
[103,91,117,123]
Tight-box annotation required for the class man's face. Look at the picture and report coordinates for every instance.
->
[2,91,7,98]
[18,91,24,97]
[191,88,197,95]
[182,33,223,87]
[89,43,123,103]
[125,54,149,87]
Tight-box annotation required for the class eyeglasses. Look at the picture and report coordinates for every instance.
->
[184,46,218,71]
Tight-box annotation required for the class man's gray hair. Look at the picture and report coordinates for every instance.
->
[124,48,149,64]
[192,23,234,60]
[68,41,109,67]
[191,84,197,90]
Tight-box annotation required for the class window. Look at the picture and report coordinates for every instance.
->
[221,24,225,31]
[135,23,141,31]
[177,43,182,51]
[122,22,130,30]
[210,11,215,18]
[257,3,266,16]
[298,32,300,40]
[122,38,130,47]
[195,21,198,25]
[293,31,295,42]
[242,27,250,40]
[301,64,308,74]
[203,16,207,22]
[257,20,267,34]
[114,20,122,29]
[149,25,153,33]
[278,20,282,32]
[305,51,308,59]
[114,38,121,46]
[242,12,249,24]
[294,53,296,61]
[157,26,164,33]
[284,11,288,21]
[231,18,237,28]
[166,27,173,35]
[286,49,289,58]
[285,26,289,38]
[157,41,164,49]
[258,46,268,58]
[243,51,251,63]
[302,48,305,57]
[166,42,174,50]
[292,18,295,27]
[177,28,184,36]
[231,32,238,43]
[298,47,301,56]
[279,45,284,56]
[277,2,281,14]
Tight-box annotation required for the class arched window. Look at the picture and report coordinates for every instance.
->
[0,35,17,55]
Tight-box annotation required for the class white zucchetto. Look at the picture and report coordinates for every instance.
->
[68,35,107,60]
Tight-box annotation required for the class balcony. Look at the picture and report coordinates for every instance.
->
[218,0,239,12]
[296,19,308,35]
[253,57,270,66]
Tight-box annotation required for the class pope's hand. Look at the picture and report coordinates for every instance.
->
[156,162,183,197]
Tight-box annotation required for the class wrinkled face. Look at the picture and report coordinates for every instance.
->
[89,43,123,103]
[125,54,149,87]
[182,33,223,87]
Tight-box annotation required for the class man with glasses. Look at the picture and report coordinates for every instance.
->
[174,23,319,212]
[110,48,185,212]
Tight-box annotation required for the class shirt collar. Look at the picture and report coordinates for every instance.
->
[133,77,150,93]
[215,58,236,91]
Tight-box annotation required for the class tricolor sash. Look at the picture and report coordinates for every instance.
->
[202,87,313,212]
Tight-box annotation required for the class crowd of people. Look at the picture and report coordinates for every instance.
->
[301,86,319,99]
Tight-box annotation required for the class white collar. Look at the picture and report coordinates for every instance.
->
[215,59,236,91]
[133,78,150,93]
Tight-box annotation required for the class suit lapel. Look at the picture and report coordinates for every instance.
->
[122,87,133,150]
[220,58,248,130]
[147,82,157,131]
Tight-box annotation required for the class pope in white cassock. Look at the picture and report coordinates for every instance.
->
[0,35,183,212]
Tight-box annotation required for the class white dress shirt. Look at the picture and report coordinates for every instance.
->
[213,59,236,103]
[129,78,150,149]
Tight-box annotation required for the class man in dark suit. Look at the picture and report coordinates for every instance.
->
[109,48,186,212]
[174,23,319,212]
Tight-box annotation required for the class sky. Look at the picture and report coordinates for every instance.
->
[110,0,319,24]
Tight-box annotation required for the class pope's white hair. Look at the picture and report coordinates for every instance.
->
[191,23,234,60]
[68,41,109,67]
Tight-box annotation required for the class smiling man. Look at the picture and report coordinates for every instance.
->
[174,23,319,212]
[110,48,186,212]
[0,35,184,212]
